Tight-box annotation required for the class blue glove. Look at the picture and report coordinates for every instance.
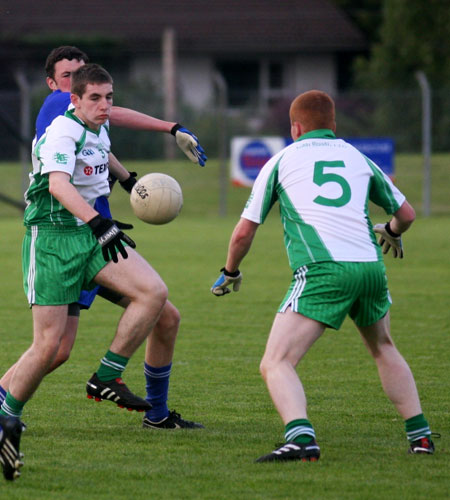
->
[171,124,207,166]
[211,267,242,296]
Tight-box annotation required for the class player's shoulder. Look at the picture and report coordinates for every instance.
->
[265,141,292,167]
[41,90,71,112]
[45,112,85,141]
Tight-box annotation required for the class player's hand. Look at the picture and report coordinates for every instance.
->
[119,171,137,193]
[112,219,134,231]
[211,267,242,296]
[373,222,403,258]
[88,214,136,263]
[171,124,207,166]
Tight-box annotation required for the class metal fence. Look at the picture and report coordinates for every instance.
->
[1,85,449,214]
[3,86,450,160]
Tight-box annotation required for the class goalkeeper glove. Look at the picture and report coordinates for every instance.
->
[373,222,403,258]
[211,267,242,296]
[119,171,137,193]
[171,124,207,166]
[88,214,136,263]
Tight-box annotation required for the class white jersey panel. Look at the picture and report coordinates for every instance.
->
[39,114,111,208]
[242,134,405,266]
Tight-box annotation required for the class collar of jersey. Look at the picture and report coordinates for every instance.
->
[64,108,102,136]
[295,129,336,142]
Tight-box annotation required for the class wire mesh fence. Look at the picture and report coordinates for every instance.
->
[1,86,449,216]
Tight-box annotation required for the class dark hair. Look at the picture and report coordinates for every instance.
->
[45,46,89,79]
[71,63,113,97]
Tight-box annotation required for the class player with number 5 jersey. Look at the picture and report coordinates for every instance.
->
[242,129,404,267]
[211,90,436,463]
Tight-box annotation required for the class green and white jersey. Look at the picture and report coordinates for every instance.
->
[24,109,111,226]
[241,129,405,270]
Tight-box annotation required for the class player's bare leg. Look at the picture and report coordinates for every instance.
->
[1,303,68,483]
[259,309,325,423]
[86,248,167,411]
[94,248,168,357]
[7,305,68,403]
[145,301,180,367]
[0,314,78,395]
[113,296,180,366]
[256,309,324,462]
[142,300,203,429]
[49,314,79,371]
[357,313,422,419]
[357,313,436,454]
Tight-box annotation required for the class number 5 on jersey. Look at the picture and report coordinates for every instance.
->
[313,161,351,207]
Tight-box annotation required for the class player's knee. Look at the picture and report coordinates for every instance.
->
[32,337,61,364]
[48,351,70,373]
[53,347,71,367]
[136,277,168,309]
[153,305,180,345]
[151,280,168,309]
[259,356,271,380]
[162,304,181,332]
[259,351,285,380]
[368,334,396,359]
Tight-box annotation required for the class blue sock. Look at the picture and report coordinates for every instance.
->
[0,385,6,406]
[144,362,171,421]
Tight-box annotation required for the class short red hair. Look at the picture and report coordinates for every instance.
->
[289,90,335,132]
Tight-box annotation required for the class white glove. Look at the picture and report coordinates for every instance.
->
[373,222,404,258]
[211,268,242,296]
[170,124,207,166]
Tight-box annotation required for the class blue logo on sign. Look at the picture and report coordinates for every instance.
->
[239,141,272,180]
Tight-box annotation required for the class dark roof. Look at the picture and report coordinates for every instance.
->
[0,0,365,55]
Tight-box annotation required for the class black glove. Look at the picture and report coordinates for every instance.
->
[112,219,134,231]
[119,171,138,193]
[88,214,136,263]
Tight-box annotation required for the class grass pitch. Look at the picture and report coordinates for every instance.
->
[0,156,449,499]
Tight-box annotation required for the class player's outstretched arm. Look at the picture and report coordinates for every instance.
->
[110,106,175,133]
[109,107,207,167]
[211,218,259,296]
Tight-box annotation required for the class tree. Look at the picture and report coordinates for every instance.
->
[348,0,450,151]
[355,0,450,89]
[332,0,383,46]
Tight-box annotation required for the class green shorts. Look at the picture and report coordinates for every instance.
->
[279,261,391,329]
[22,224,108,306]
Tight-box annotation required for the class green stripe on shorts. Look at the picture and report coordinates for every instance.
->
[22,224,107,305]
[279,261,391,329]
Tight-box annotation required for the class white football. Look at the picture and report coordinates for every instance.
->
[130,173,183,225]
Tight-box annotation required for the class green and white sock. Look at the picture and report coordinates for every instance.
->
[96,350,129,382]
[0,392,25,418]
[405,413,431,443]
[285,418,316,444]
